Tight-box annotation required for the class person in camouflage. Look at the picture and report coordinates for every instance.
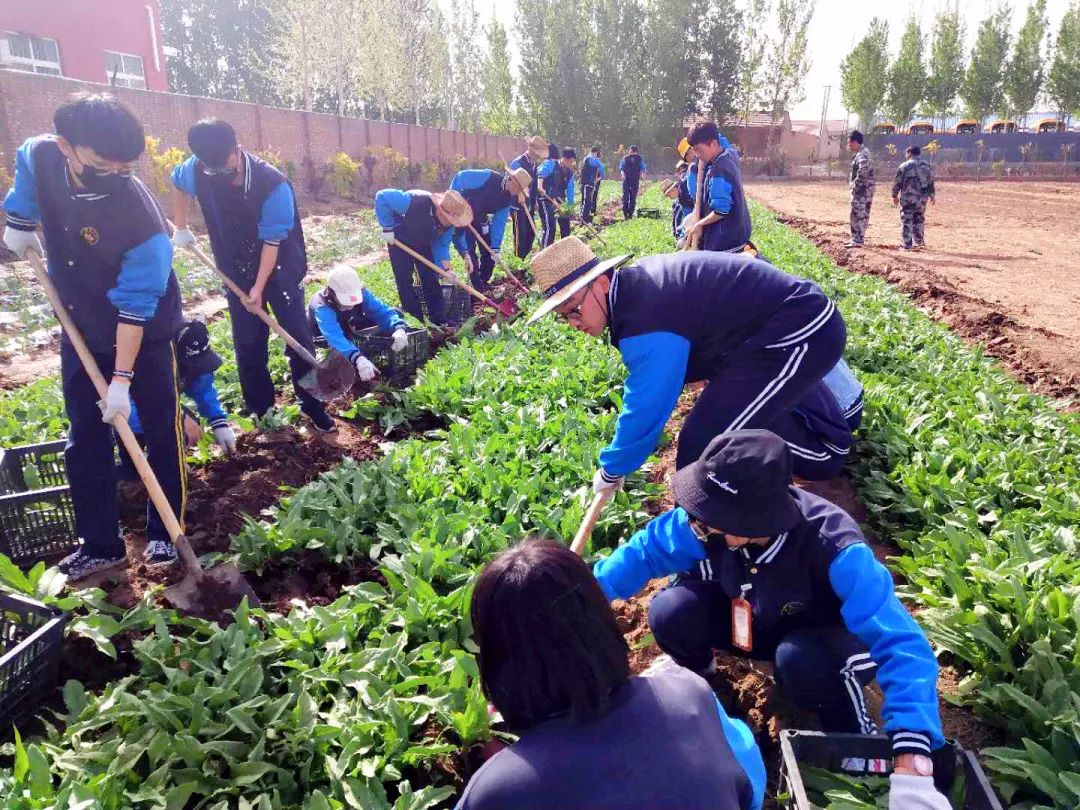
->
[846,130,875,249]
[891,145,936,250]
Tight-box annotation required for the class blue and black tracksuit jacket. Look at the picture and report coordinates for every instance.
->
[594,488,945,758]
[580,155,606,186]
[686,145,751,252]
[374,189,458,265]
[538,160,575,205]
[449,169,516,255]
[619,154,647,183]
[307,286,406,359]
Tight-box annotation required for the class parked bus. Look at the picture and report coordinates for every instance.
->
[909,122,934,135]
[872,122,897,135]
[954,120,980,134]
[990,120,1016,134]
[1037,118,1065,133]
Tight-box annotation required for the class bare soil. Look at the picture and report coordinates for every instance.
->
[747,180,1080,403]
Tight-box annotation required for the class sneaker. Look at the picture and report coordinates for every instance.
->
[900,244,914,251]
[914,243,926,250]
[144,540,178,568]
[58,549,126,580]
[844,240,864,249]
[307,409,337,434]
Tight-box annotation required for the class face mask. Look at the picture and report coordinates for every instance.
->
[78,166,132,194]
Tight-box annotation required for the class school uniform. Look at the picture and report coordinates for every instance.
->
[579,155,606,223]
[307,286,406,358]
[508,152,540,259]
[450,170,517,292]
[619,153,646,218]
[172,152,326,421]
[697,145,752,253]
[537,160,574,248]
[5,135,184,560]
[374,189,460,325]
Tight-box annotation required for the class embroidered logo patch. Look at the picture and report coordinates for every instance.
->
[706,472,739,495]
[80,226,99,246]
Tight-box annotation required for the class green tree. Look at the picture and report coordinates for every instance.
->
[886,16,926,126]
[446,0,485,131]
[640,0,700,150]
[1005,0,1049,123]
[1047,0,1080,120]
[516,0,558,135]
[925,7,965,125]
[961,7,1012,121]
[760,0,815,150]
[840,18,890,130]
[698,0,743,127]
[735,0,770,127]
[480,16,519,135]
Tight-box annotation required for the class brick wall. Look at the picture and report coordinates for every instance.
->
[0,69,526,188]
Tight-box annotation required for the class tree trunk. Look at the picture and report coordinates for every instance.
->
[298,14,312,112]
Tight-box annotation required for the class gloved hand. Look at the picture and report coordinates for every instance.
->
[213,424,237,453]
[391,328,408,352]
[351,353,378,382]
[592,467,625,495]
[3,226,43,260]
[380,230,396,244]
[172,227,197,249]
[100,380,132,424]
[443,267,459,284]
[491,250,501,263]
[888,774,952,810]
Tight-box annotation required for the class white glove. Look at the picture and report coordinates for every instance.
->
[100,380,131,424]
[212,425,237,453]
[888,774,952,810]
[3,226,43,260]
[491,250,501,263]
[391,329,408,352]
[171,227,196,249]
[380,230,396,244]
[592,467,625,495]
[443,269,459,284]
[352,353,378,382]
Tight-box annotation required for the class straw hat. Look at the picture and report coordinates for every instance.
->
[526,135,548,163]
[505,166,532,202]
[677,137,693,161]
[434,190,474,228]
[327,263,365,306]
[526,236,632,324]
[660,179,680,199]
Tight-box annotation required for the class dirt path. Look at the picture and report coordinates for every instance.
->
[747,180,1080,403]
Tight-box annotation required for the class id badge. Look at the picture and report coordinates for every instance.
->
[731,596,753,651]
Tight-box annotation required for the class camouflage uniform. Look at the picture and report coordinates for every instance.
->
[892,157,935,248]
[849,146,875,245]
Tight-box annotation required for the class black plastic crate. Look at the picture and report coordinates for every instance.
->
[0,591,66,729]
[0,442,78,567]
[636,207,661,219]
[413,282,473,324]
[779,730,1002,810]
[353,326,431,387]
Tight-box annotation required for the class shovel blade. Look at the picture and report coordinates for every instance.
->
[163,563,261,620]
[494,298,520,319]
[297,352,356,402]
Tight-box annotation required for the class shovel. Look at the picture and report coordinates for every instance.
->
[538,187,609,247]
[570,489,615,556]
[392,240,520,319]
[168,221,355,401]
[466,223,531,294]
[684,158,705,252]
[25,250,259,617]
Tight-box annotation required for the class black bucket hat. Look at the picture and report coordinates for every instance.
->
[672,430,803,537]
[175,320,222,380]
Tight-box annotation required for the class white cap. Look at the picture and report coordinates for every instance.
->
[327,264,365,306]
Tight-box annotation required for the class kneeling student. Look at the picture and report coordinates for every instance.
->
[593,430,950,810]
[457,538,766,810]
[308,264,408,382]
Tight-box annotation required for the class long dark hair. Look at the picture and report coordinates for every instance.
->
[471,538,630,734]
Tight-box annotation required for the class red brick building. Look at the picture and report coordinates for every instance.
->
[1,0,167,92]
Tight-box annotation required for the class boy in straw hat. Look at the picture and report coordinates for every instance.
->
[527,238,857,486]
[449,166,531,293]
[537,146,577,248]
[375,188,473,326]
[508,135,548,259]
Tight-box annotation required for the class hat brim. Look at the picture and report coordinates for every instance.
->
[528,148,548,163]
[179,348,223,382]
[526,254,632,325]
[445,211,474,229]
[671,463,802,538]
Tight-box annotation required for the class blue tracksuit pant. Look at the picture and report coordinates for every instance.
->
[675,306,847,469]
[649,579,878,735]
[62,339,186,556]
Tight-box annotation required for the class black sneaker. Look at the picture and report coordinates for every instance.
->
[307,409,337,433]
[144,540,178,568]
[58,549,126,580]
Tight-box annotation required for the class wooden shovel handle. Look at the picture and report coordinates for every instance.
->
[25,251,192,557]
[392,239,496,307]
[167,220,320,368]
[466,223,530,294]
[571,489,615,556]
[538,187,608,246]
[687,158,704,251]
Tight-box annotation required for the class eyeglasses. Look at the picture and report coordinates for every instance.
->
[73,147,134,175]
[555,286,591,322]
[201,164,237,176]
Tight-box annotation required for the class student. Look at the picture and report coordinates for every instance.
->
[171,119,335,433]
[579,146,606,223]
[683,122,751,253]
[508,135,548,259]
[307,263,408,382]
[593,430,950,810]
[449,167,531,292]
[457,537,766,810]
[3,93,185,574]
[618,145,647,219]
[374,188,473,326]
[527,239,855,485]
[537,146,576,248]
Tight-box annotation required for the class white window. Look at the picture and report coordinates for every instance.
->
[1,32,62,75]
[104,51,145,89]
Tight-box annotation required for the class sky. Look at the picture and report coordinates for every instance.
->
[460,0,1071,123]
